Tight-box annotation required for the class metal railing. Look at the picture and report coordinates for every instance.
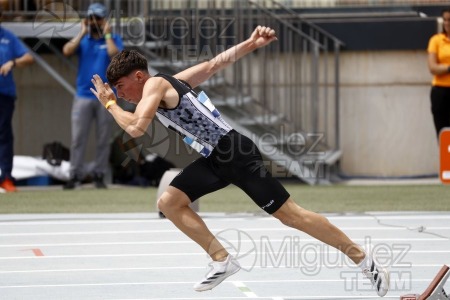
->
[270,0,344,151]
[122,0,342,150]
[244,0,343,154]
[126,0,344,183]
[1,0,447,19]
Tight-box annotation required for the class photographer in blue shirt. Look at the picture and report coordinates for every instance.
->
[62,2,123,189]
[0,9,34,192]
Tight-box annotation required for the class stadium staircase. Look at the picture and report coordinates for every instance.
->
[3,0,347,184]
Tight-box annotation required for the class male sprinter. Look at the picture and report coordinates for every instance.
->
[91,26,389,296]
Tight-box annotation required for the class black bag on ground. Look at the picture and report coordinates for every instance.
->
[110,135,175,186]
[42,141,70,166]
[139,153,175,186]
[109,135,140,184]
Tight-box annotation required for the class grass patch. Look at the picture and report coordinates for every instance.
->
[285,184,450,212]
[0,188,155,214]
[1,183,449,214]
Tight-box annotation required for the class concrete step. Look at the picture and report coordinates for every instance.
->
[237,114,285,126]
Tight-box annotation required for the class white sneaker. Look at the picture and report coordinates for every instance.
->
[362,252,390,297]
[193,255,241,292]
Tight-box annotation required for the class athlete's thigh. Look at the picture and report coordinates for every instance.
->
[234,166,290,215]
[169,157,229,202]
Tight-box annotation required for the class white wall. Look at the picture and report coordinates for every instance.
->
[339,50,439,177]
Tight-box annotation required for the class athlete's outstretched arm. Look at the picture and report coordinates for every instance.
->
[175,26,277,88]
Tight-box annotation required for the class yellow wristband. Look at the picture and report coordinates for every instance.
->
[105,100,116,109]
[104,33,112,40]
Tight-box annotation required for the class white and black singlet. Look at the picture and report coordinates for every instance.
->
[155,73,290,214]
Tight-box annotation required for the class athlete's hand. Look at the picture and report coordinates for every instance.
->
[249,26,277,49]
[90,74,116,107]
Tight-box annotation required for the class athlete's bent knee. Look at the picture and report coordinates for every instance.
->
[157,191,190,213]
[157,195,177,213]
[156,197,168,212]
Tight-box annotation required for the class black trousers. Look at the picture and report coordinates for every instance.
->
[170,130,290,214]
[430,86,450,138]
[0,94,15,181]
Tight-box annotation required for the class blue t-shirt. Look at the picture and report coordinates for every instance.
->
[0,27,28,98]
[76,34,123,99]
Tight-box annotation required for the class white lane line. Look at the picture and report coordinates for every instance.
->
[0,218,273,225]
[0,238,448,248]
[106,298,274,300]
[0,281,197,288]
[0,213,449,225]
[106,297,400,300]
[107,298,271,300]
[0,278,439,289]
[0,241,197,247]
[0,253,206,259]
[232,281,258,298]
[107,298,263,300]
[0,241,447,257]
[1,227,449,237]
[0,263,445,274]
[0,267,207,273]
[0,230,191,236]
[104,297,400,300]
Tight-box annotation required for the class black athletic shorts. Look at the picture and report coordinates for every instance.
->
[170,130,290,214]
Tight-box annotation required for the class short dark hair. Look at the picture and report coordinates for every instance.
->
[106,50,148,85]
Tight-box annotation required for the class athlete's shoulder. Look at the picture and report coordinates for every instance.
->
[145,75,170,89]
[145,75,180,107]
[141,76,169,98]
